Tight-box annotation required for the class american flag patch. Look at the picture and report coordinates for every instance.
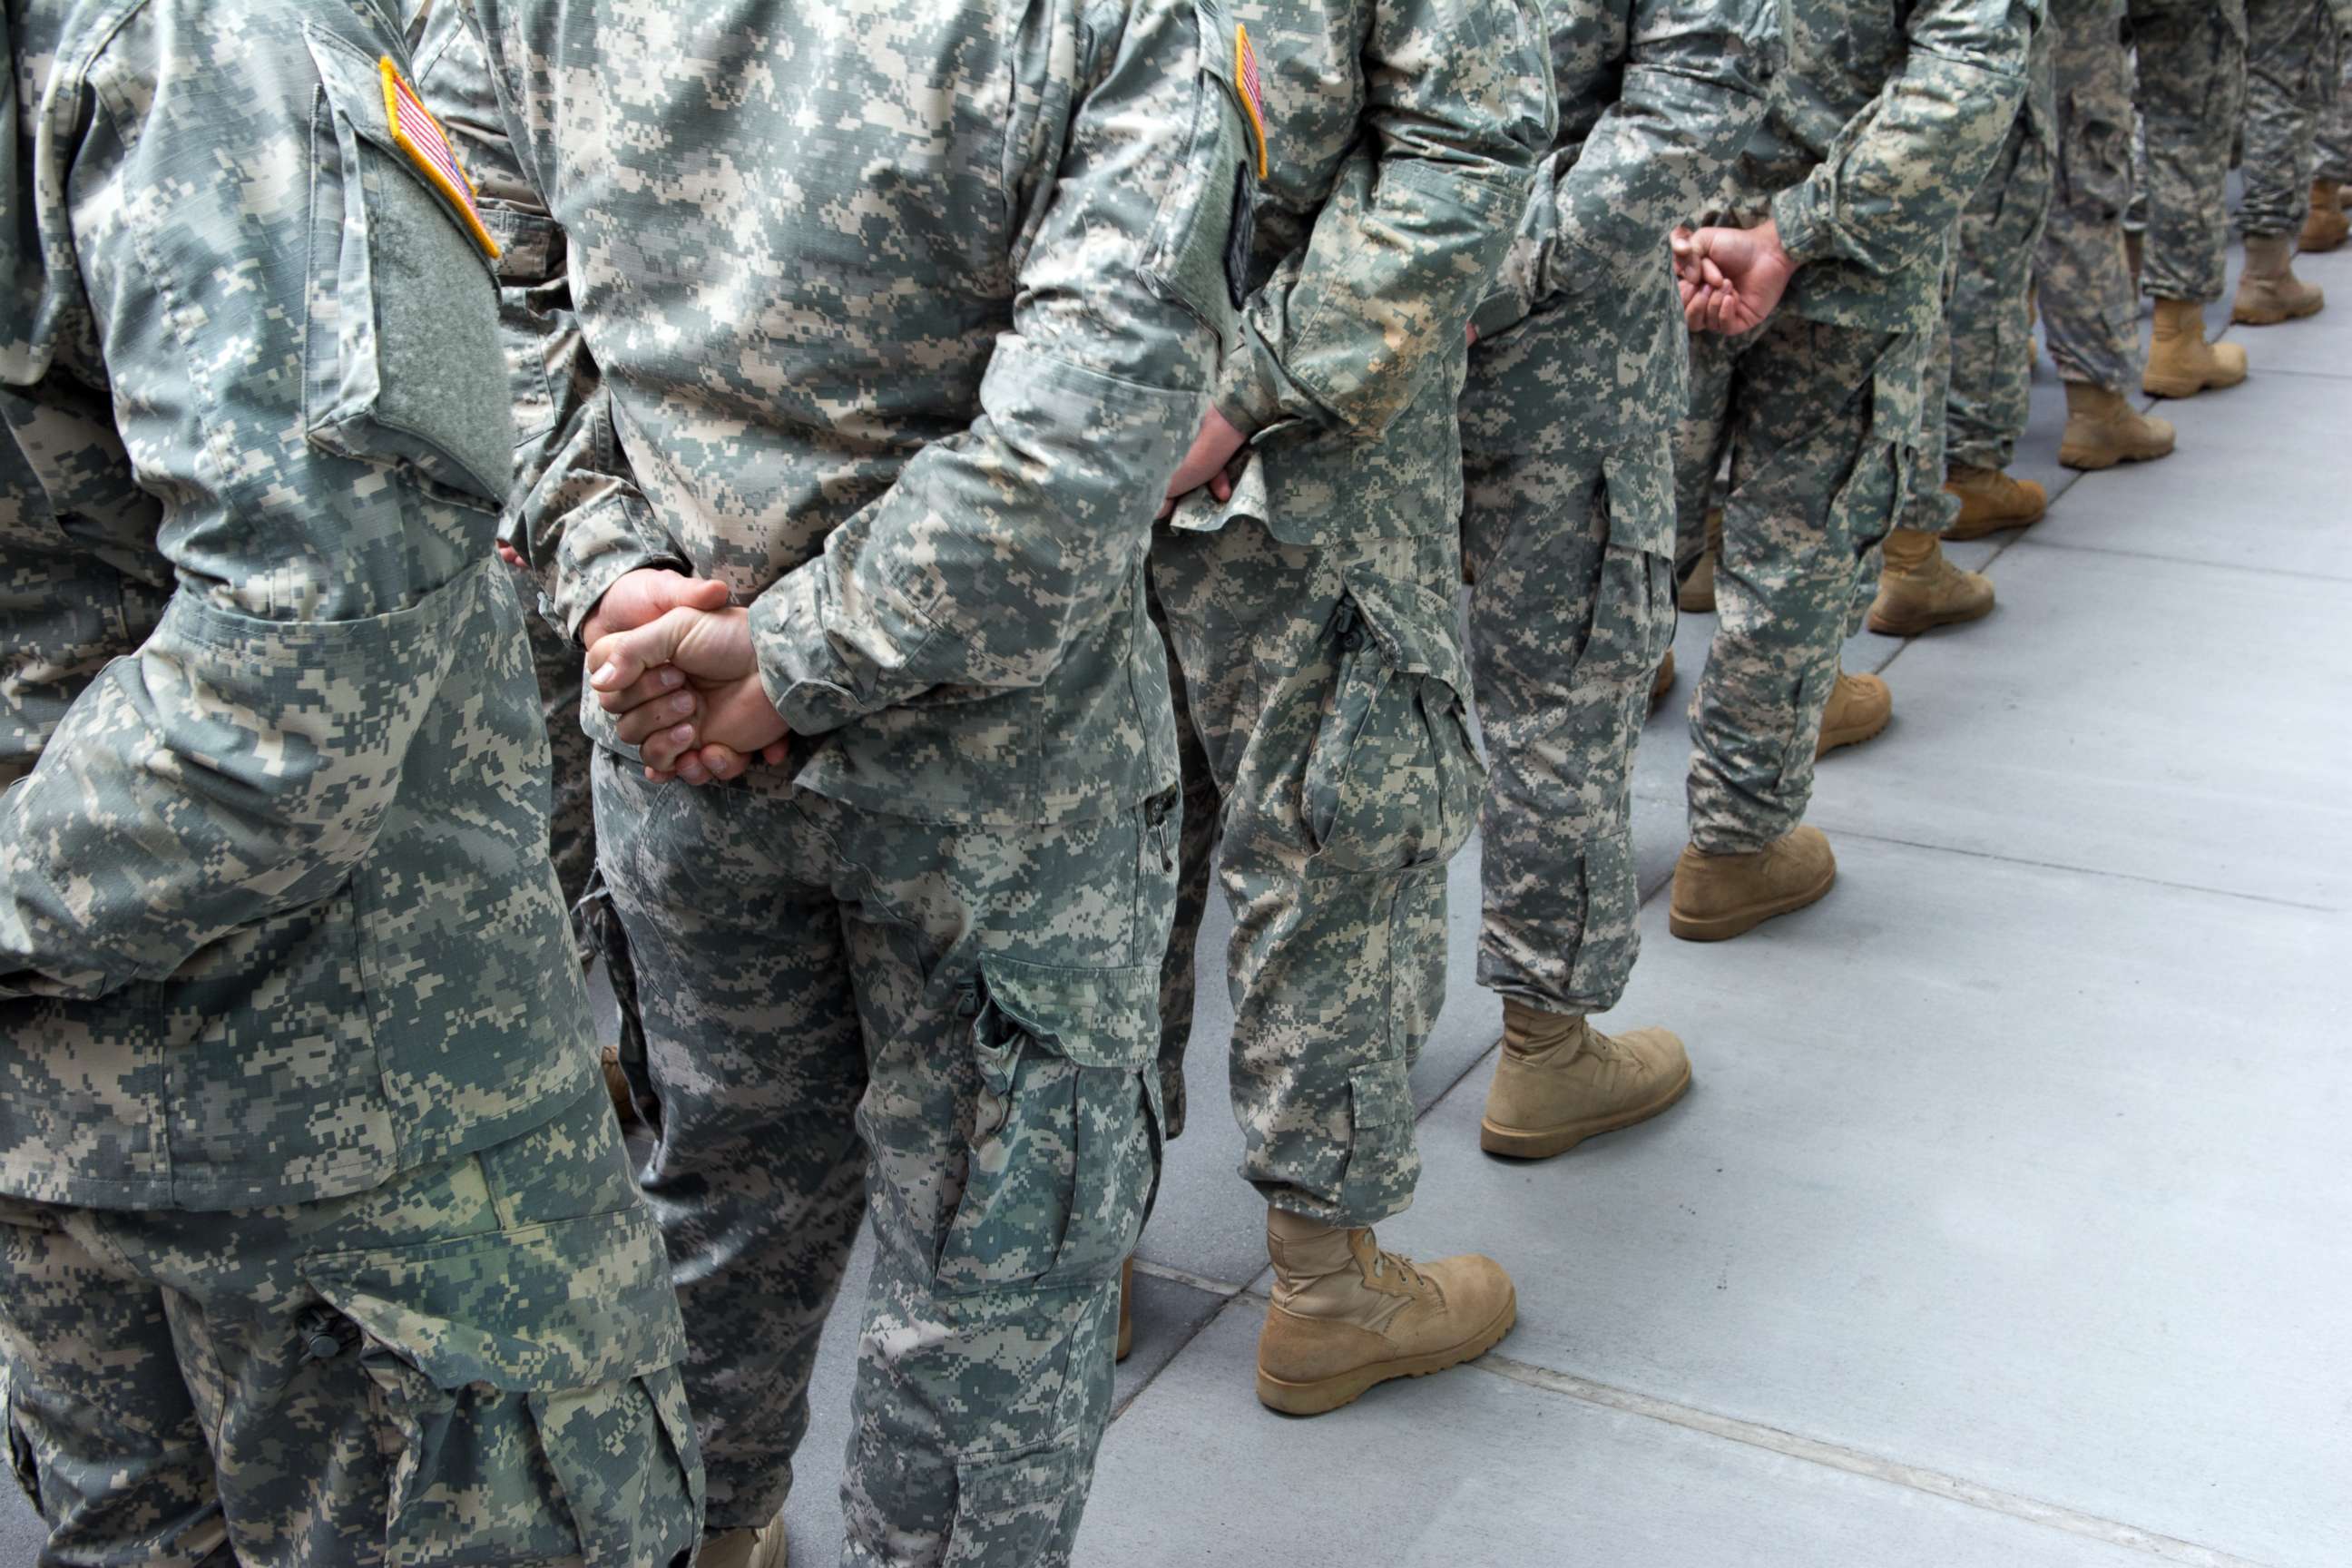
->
[378,56,501,260]
[1234,24,1269,181]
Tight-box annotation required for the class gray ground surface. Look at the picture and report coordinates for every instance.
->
[8,237,2345,1566]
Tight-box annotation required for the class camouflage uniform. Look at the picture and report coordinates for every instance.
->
[1672,0,2038,856]
[2128,0,2249,303]
[2320,41,2352,181]
[1900,19,2057,532]
[1458,0,1780,1017]
[2240,0,2342,239]
[406,0,647,1106]
[2036,0,2145,396]
[454,0,1241,1559]
[0,3,697,1563]
[1150,0,1550,1225]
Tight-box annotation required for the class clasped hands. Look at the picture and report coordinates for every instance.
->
[582,568,789,786]
[1671,216,1798,337]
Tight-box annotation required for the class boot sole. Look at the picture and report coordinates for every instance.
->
[2232,298,2323,325]
[1941,509,2043,543]
[2143,367,2248,398]
[1255,1287,1518,1417]
[1668,858,1837,943]
[1867,593,1994,638]
[2057,439,2174,472]
[1678,584,1716,614]
[1816,704,1890,759]
[1479,1062,1694,1161]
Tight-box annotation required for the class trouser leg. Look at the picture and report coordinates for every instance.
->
[2132,0,2250,301]
[2318,38,2352,181]
[1689,315,1921,855]
[2239,0,2336,236]
[2041,0,2148,395]
[1898,263,1961,544]
[1149,578,1221,1143]
[592,756,868,1532]
[830,797,1171,1567]
[1152,520,1479,1228]
[1949,36,2059,469]
[0,1201,228,1567]
[1673,328,1740,588]
[1461,306,1676,1018]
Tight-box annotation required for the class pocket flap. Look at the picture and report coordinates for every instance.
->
[302,1205,683,1392]
[1337,567,1472,697]
[978,956,1159,1072]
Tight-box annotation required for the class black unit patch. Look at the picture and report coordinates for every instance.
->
[1224,162,1256,310]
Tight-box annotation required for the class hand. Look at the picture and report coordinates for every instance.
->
[495,541,525,569]
[588,605,789,781]
[1678,219,1797,337]
[579,566,733,648]
[1157,406,1249,519]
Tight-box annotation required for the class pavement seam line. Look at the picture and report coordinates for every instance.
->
[1130,1259,1249,1297]
[2007,533,2352,582]
[1467,1354,2278,1568]
[1802,821,2338,914]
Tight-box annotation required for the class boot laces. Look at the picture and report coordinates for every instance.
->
[1360,1240,1430,1295]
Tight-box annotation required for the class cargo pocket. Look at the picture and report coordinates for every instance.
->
[1833,333,1924,569]
[1329,1063,1420,1222]
[935,957,1162,1297]
[0,1371,40,1513]
[942,1444,1081,1568]
[1139,0,1255,349]
[301,1203,701,1567]
[300,27,513,504]
[1300,569,1486,875]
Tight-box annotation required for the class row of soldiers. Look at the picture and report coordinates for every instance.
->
[0,0,2331,1564]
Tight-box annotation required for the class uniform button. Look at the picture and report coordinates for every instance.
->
[306,1331,341,1361]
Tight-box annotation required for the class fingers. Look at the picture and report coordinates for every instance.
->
[760,740,790,766]
[495,541,524,569]
[637,717,703,774]
[587,605,702,702]
[611,687,702,748]
[598,665,688,717]
[1210,469,1232,503]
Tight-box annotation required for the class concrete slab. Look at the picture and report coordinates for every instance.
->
[1081,1305,2163,1568]
[2217,241,2352,380]
[1808,541,2352,908]
[1391,832,2352,1568]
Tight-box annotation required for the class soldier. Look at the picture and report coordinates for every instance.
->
[1665,0,2039,942]
[0,3,701,1564]
[2130,0,2252,397]
[1124,0,1549,1417]
[2307,41,2352,249]
[2233,0,2341,323]
[405,0,652,1127]
[456,0,1246,1561]
[2035,0,2179,470]
[1456,2,1780,1161]
[1879,21,2060,577]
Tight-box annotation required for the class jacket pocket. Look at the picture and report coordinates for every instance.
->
[1301,568,1485,874]
[935,956,1162,1296]
[300,27,514,504]
[941,1444,1082,1568]
[302,1205,701,1567]
[1139,0,1253,349]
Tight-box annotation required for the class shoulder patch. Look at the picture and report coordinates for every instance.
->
[1233,24,1269,181]
[377,56,501,260]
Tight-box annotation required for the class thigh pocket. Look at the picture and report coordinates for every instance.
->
[1833,336,1926,565]
[302,1204,701,1567]
[1301,568,1486,875]
[1328,1060,1421,1223]
[935,957,1162,1297]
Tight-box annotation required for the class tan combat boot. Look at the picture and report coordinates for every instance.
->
[1256,1212,1516,1416]
[1867,529,1994,637]
[2303,179,2349,252]
[2143,297,2248,397]
[1942,464,2046,541]
[701,1520,789,1568]
[1649,648,1676,714]
[1815,669,1891,758]
[600,1044,640,1129]
[1668,826,1837,942]
[2058,382,2176,471]
[1116,1255,1134,1363]
[1679,505,1724,612]
[1479,1002,1690,1160]
[2232,232,2326,325]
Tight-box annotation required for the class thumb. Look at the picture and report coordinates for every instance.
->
[587,604,704,694]
[651,573,733,615]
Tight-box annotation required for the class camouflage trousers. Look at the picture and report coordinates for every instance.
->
[0,1088,699,1566]
[1675,315,1926,855]
[2240,0,2342,236]
[512,568,648,1106]
[1459,303,1677,1017]
[592,759,1169,1564]
[2130,0,2249,301]
[2320,42,2352,180]
[2039,0,2146,396]
[1152,518,1478,1229]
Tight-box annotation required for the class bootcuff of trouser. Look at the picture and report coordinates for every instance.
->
[1499,998,1589,1063]
[1266,1208,1358,1281]
[2241,232,2295,278]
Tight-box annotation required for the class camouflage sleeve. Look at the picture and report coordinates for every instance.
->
[1769,0,2041,277]
[0,5,514,999]
[410,0,677,638]
[1212,0,1554,439]
[740,0,1235,737]
[1481,0,1783,333]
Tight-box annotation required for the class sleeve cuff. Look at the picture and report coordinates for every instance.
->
[1209,319,1291,438]
[1769,185,1830,268]
[549,495,688,642]
[747,564,867,738]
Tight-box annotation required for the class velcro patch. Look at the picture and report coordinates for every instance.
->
[378,56,501,260]
[1234,24,1269,181]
